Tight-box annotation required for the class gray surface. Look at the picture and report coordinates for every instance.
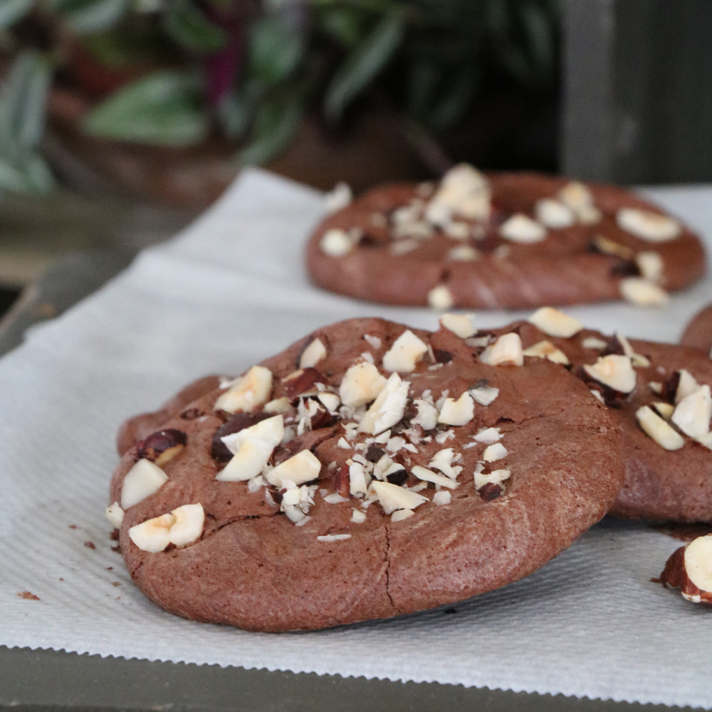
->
[561,0,712,184]
[0,252,695,711]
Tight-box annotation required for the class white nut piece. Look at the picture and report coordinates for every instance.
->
[447,245,480,261]
[522,340,570,365]
[411,465,459,489]
[528,307,584,338]
[383,330,429,373]
[653,402,674,419]
[616,208,681,242]
[265,449,321,488]
[426,164,491,223]
[121,459,168,510]
[581,336,607,351]
[433,490,452,506]
[591,235,634,259]
[620,278,669,307]
[583,354,636,394]
[320,228,355,256]
[557,181,594,212]
[429,448,462,479]
[535,198,576,229]
[444,221,470,239]
[391,509,415,522]
[676,370,700,403]
[324,182,352,213]
[412,398,439,430]
[473,427,502,444]
[215,366,273,414]
[483,443,508,462]
[263,397,291,414]
[428,285,454,310]
[474,468,511,490]
[672,385,712,439]
[105,502,124,528]
[358,373,409,435]
[499,214,547,243]
[339,361,387,407]
[684,535,712,593]
[371,480,427,515]
[391,239,419,255]
[318,392,341,412]
[470,386,499,406]
[299,338,327,368]
[168,503,205,548]
[438,392,475,426]
[128,503,205,553]
[636,406,685,450]
[479,333,524,366]
[218,415,284,482]
[635,251,664,283]
[439,313,476,339]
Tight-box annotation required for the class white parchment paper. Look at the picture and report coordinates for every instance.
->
[2,170,712,708]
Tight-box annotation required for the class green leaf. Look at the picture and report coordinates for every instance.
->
[50,0,129,34]
[239,97,303,166]
[249,16,303,87]
[426,65,479,130]
[324,12,404,122]
[82,70,209,146]
[0,0,34,29]
[319,7,364,49]
[0,153,53,194]
[162,0,229,53]
[0,52,53,161]
[519,3,554,74]
[217,81,262,140]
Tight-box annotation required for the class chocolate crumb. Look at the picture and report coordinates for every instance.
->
[18,591,39,600]
[84,541,96,549]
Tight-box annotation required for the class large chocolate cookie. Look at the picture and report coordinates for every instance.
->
[512,308,712,521]
[681,304,712,355]
[306,166,705,309]
[107,317,624,631]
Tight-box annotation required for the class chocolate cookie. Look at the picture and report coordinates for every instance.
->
[107,317,624,631]
[307,165,705,309]
[511,308,712,521]
[681,304,712,355]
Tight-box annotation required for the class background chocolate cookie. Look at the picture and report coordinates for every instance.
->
[681,304,712,355]
[107,316,624,631]
[307,165,705,309]
[512,309,712,522]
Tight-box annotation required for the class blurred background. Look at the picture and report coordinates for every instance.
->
[0,0,710,321]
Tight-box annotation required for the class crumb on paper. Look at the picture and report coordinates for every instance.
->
[18,591,40,601]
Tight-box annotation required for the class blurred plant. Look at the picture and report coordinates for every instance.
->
[0,0,560,195]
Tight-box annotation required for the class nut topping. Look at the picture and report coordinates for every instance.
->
[411,465,459,489]
[320,228,355,256]
[635,251,663,283]
[137,429,187,467]
[470,385,499,406]
[474,467,511,491]
[282,367,327,399]
[212,412,272,462]
[499,214,546,243]
[522,340,570,365]
[339,362,387,407]
[482,443,508,462]
[217,415,284,482]
[433,491,451,506]
[590,235,634,259]
[437,392,475,426]
[383,330,429,373]
[265,449,322,488]
[636,406,685,451]
[557,181,598,222]
[215,366,273,414]
[616,208,681,242]
[620,277,669,307]
[447,245,480,261]
[479,333,524,366]
[425,164,491,223]
[528,307,584,338]
[428,285,454,310]
[324,182,352,213]
[121,459,168,509]
[105,502,124,528]
[583,354,636,394]
[129,503,204,553]
[671,385,712,439]
[535,198,575,228]
[684,535,712,595]
[359,373,410,435]
[299,338,327,369]
[370,480,427,515]
[439,313,476,339]
[675,370,700,404]
[411,398,439,430]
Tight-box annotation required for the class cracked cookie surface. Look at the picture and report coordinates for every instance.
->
[110,317,624,631]
[306,167,704,309]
